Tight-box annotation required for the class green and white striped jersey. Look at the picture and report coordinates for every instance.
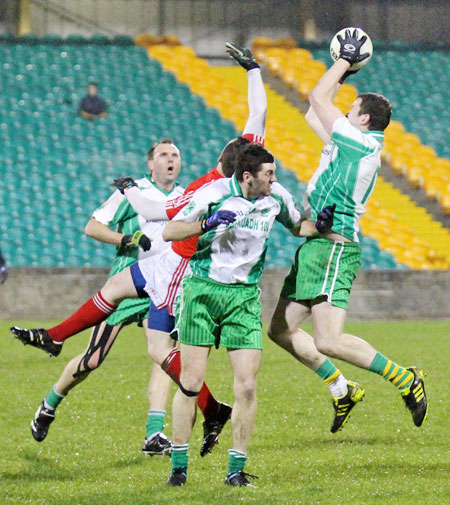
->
[302,117,384,242]
[93,175,184,276]
[173,174,301,285]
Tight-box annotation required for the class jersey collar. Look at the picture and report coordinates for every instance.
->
[229,173,243,197]
[144,174,179,196]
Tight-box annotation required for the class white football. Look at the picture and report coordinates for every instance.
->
[330,27,373,70]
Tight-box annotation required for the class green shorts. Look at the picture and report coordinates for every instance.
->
[174,275,263,349]
[280,238,361,310]
[106,298,150,326]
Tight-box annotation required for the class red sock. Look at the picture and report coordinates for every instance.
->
[161,348,220,419]
[47,292,117,342]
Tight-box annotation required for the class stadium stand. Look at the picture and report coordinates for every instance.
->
[2,38,448,270]
[253,39,450,214]
[248,40,450,269]
[147,44,404,270]
[0,40,237,267]
[0,38,305,268]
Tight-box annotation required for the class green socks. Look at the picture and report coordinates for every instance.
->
[44,386,65,410]
[227,449,247,475]
[172,444,188,471]
[145,410,166,438]
[369,352,413,392]
[315,359,340,385]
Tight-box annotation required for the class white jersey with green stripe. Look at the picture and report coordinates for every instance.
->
[92,175,184,276]
[302,116,384,242]
[173,174,301,285]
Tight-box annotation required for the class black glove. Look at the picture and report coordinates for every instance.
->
[339,69,359,84]
[121,230,151,251]
[337,29,370,66]
[225,41,260,71]
[201,210,237,233]
[315,204,336,234]
[112,177,137,194]
[0,250,7,284]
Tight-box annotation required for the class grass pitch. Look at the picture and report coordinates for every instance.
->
[1,319,449,505]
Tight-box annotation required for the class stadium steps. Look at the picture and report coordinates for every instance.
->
[146,44,401,270]
[245,44,450,268]
[146,43,449,268]
[256,42,450,214]
[261,64,450,231]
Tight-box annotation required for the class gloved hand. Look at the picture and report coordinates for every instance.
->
[121,230,151,251]
[201,210,237,233]
[339,69,359,84]
[337,29,370,66]
[0,262,7,284]
[112,177,137,194]
[225,41,260,70]
[315,204,336,233]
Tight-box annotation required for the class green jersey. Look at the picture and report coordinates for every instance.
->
[302,116,384,242]
[173,174,301,285]
[92,175,184,277]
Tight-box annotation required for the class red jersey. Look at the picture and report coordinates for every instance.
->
[165,134,264,259]
[166,167,223,258]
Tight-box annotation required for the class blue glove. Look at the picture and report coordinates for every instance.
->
[315,204,336,233]
[337,29,370,66]
[112,177,137,194]
[0,263,7,284]
[201,210,237,233]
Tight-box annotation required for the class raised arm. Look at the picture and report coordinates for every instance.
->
[226,42,267,142]
[305,83,341,144]
[113,177,169,221]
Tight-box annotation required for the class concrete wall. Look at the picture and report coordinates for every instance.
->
[26,0,450,54]
[1,268,450,322]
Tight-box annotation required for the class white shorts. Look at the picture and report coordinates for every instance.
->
[137,248,191,316]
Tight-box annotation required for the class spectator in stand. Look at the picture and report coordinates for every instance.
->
[79,82,107,120]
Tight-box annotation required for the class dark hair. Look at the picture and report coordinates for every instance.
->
[88,82,98,88]
[219,136,251,177]
[235,143,274,182]
[358,93,392,131]
[147,138,175,160]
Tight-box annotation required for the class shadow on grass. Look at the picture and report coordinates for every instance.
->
[1,449,77,482]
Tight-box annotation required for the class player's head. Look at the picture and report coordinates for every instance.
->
[87,82,99,97]
[346,93,392,131]
[218,136,251,177]
[235,143,276,198]
[147,138,181,186]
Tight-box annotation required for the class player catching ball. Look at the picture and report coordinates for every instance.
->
[268,28,428,429]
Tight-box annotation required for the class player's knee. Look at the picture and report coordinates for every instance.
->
[234,377,257,402]
[85,354,102,370]
[315,338,339,357]
[179,373,203,394]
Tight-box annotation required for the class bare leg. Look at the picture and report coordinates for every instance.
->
[54,321,123,395]
[268,297,328,370]
[171,344,211,445]
[227,348,262,453]
[311,301,376,369]
[101,268,139,305]
[144,321,177,366]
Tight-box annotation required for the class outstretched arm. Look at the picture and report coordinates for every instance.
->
[309,29,369,135]
[305,82,341,144]
[112,178,169,221]
[309,59,348,135]
[226,42,267,142]
[123,186,169,221]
